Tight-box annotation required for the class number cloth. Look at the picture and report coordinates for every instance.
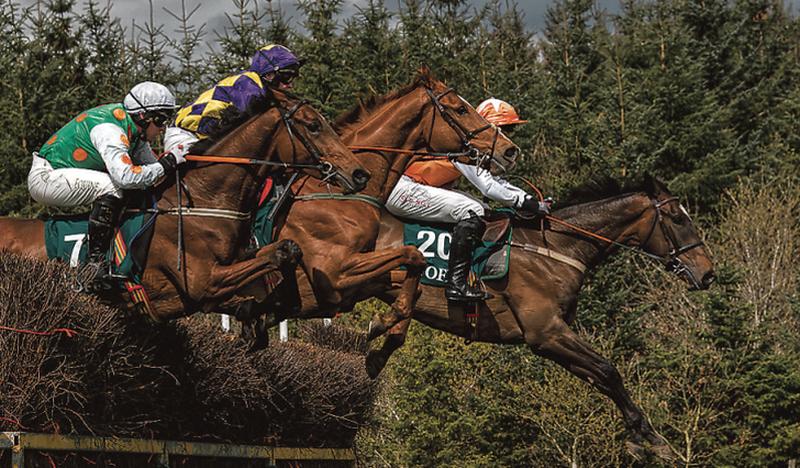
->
[402,218,511,286]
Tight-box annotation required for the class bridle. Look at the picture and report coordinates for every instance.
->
[524,192,707,288]
[276,98,339,186]
[424,86,507,171]
[638,196,706,288]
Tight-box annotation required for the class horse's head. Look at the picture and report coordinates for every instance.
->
[640,175,715,290]
[269,89,370,193]
[417,67,520,175]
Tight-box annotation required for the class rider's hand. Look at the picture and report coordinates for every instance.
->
[158,144,188,173]
[520,196,550,216]
[169,144,188,165]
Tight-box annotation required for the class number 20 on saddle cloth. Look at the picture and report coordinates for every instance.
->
[43,197,157,298]
[402,210,514,286]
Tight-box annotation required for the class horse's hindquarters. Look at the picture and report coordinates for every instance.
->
[0,217,47,259]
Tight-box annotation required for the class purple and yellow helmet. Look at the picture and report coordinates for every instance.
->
[249,44,302,75]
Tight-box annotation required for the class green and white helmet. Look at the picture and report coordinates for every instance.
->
[123,81,177,113]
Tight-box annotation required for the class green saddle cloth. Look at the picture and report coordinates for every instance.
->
[402,213,512,287]
[44,210,152,282]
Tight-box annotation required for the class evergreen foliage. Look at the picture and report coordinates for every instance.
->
[0,0,798,465]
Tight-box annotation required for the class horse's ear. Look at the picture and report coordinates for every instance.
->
[644,173,669,196]
[416,65,433,85]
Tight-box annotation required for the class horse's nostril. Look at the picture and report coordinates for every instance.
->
[505,147,518,159]
[353,168,370,186]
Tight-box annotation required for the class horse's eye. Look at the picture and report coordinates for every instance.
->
[307,120,321,133]
[457,105,468,115]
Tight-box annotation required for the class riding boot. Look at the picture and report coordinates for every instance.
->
[445,215,487,302]
[86,194,124,291]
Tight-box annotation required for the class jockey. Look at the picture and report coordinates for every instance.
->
[164,44,303,153]
[28,81,187,287]
[385,98,549,302]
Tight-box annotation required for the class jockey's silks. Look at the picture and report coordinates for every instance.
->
[404,159,463,187]
[175,71,267,140]
[39,104,142,172]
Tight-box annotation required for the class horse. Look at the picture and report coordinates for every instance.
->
[363,175,714,459]
[0,87,369,322]
[237,67,520,345]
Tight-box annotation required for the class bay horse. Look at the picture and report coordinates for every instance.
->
[365,175,714,459]
[0,88,369,322]
[240,67,520,343]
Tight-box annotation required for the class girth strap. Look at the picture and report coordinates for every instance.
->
[510,242,587,273]
[293,193,383,209]
[162,207,251,221]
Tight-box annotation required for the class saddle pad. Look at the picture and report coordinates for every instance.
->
[402,218,512,287]
[44,209,153,281]
[252,179,278,249]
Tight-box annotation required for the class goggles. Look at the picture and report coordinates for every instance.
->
[148,111,171,127]
[275,68,299,85]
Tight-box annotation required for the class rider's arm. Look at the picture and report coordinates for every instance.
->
[91,123,165,189]
[453,161,531,208]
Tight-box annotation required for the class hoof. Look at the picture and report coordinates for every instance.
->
[625,441,648,461]
[365,350,387,379]
[651,442,674,461]
[625,436,674,462]
[367,314,389,342]
[278,239,303,263]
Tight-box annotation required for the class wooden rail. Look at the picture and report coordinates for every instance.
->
[1,432,354,467]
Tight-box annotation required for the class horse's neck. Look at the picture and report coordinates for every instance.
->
[338,89,428,201]
[174,112,277,215]
[545,193,653,269]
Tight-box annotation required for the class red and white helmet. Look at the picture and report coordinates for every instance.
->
[476,98,527,126]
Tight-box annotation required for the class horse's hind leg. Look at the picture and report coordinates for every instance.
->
[528,318,673,461]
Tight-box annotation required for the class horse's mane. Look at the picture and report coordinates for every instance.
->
[555,175,651,210]
[333,67,435,133]
[189,91,278,155]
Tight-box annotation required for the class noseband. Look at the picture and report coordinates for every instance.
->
[640,196,706,288]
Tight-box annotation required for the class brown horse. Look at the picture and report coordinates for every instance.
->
[0,88,369,321]
[364,175,714,459]
[241,68,520,342]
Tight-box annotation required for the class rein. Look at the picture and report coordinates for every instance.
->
[513,178,706,285]
[347,145,474,160]
[185,154,324,170]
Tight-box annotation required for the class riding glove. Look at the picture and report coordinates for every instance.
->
[158,144,189,173]
[520,196,550,215]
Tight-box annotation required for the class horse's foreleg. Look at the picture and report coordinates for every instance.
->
[204,240,301,300]
[528,319,673,460]
[365,318,411,379]
[328,246,424,340]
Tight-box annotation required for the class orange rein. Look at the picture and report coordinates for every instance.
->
[516,177,619,246]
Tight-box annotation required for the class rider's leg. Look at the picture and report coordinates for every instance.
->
[386,175,487,301]
[28,155,121,207]
[445,214,486,301]
[86,194,125,286]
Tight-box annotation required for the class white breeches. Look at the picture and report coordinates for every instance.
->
[386,175,485,223]
[27,154,121,207]
[163,126,200,154]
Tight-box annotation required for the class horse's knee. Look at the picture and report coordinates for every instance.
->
[403,246,426,267]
